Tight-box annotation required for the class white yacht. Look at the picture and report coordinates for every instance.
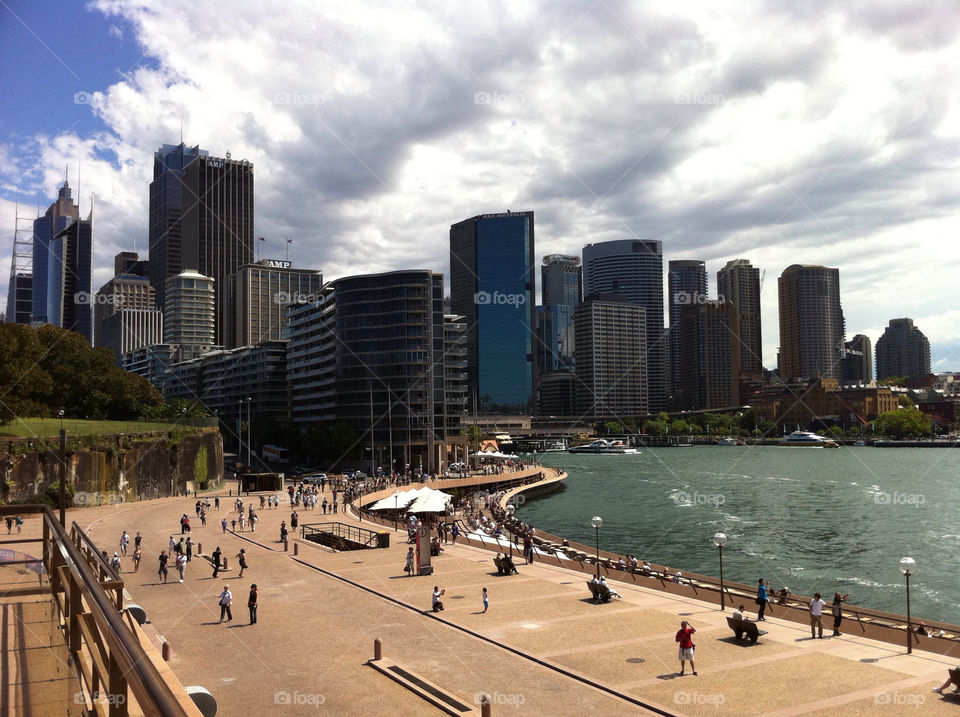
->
[568,439,639,454]
[779,431,839,447]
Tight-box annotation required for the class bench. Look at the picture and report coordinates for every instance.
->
[726,616,766,644]
[947,668,960,691]
[587,581,612,603]
[493,556,518,575]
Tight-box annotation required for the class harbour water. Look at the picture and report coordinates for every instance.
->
[520,446,960,624]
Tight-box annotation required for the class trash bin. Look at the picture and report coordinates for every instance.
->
[376,532,390,549]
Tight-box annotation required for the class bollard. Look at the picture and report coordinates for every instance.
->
[479,693,491,717]
[197,543,202,555]
[373,638,382,661]
[283,538,288,551]
[223,558,229,570]
[229,489,232,497]
[162,641,171,661]
[293,542,299,556]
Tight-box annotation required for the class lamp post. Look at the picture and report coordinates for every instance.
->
[393,489,400,531]
[713,532,728,610]
[591,516,603,579]
[244,397,252,467]
[505,504,516,558]
[899,556,916,654]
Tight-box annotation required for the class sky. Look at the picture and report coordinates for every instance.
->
[1,0,960,372]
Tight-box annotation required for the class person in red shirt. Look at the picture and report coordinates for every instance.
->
[676,620,697,676]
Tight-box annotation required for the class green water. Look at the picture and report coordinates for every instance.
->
[520,446,960,624]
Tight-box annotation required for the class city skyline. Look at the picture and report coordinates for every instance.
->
[2,2,960,371]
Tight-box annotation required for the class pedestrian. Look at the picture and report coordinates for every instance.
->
[157,550,169,583]
[195,500,201,517]
[231,519,237,532]
[214,496,220,510]
[4,516,12,534]
[332,498,338,514]
[111,552,122,574]
[322,497,328,514]
[250,513,257,532]
[200,510,206,527]
[221,518,228,533]
[134,531,142,550]
[248,583,259,625]
[676,620,697,676]
[15,516,23,533]
[451,523,459,541]
[482,587,489,613]
[809,592,826,639]
[756,578,769,621]
[180,514,187,534]
[831,592,850,636]
[291,511,298,529]
[404,547,415,575]
[186,537,194,562]
[239,513,246,531]
[259,495,265,510]
[133,547,142,572]
[212,546,222,578]
[176,552,186,582]
[169,535,176,553]
[217,584,233,623]
[236,549,247,578]
[119,531,129,555]
[432,586,445,611]
[280,522,288,543]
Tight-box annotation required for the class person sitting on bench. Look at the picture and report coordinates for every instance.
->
[732,604,745,620]
[502,553,518,574]
[599,576,622,599]
[933,665,960,694]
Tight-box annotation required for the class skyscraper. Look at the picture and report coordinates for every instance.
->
[677,301,740,410]
[450,211,536,414]
[95,253,161,359]
[582,240,666,412]
[47,216,93,341]
[148,143,254,345]
[717,259,763,375]
[163,270,216,361]
[667,259,707,406]
[541,254,581,307]
[875,319,931,381]
[32,179,79,323]
[843,334,873,384]
[777,265,845,381]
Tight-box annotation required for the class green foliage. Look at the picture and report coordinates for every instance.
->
[643,419,667,436]
[875,407,932,438]
[669,419,690,435]
[603,420,624,434]
[195,445,209,488]
[140,398,208,421]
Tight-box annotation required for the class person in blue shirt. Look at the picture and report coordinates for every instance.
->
[756,578,769,621]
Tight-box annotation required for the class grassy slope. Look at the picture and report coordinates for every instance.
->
[0,417,182,438]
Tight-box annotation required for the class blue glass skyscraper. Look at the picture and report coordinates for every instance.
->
[450,211,535,414]
[32,179,79,323]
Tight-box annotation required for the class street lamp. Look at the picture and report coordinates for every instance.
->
[505,504,516,558]
[713,532,728,610]
[899,556,916,654]
[393,489,400,532]
[591,516,603,579]
[245,397,252,467]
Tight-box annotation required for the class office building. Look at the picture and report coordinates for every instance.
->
[225,259,322,348]
[777,265,845,381]
[541,254,581,307]
[450,211,536,414]
[287,270,468,472]
[5,274,32,325]
[163,270,216,361]
[843,334,873,384]
[121,344,178,392]
[582,240,666,412]
[32,179,79,323]
[676,301,741,410]
[717,259,763,375]
[47,216,93,342]
[875,318,931,381]
[94,257,158,351]
[537,370,576,416]
[100,309,163,360]
[114,251,149,277]
[535,304,575,374]
[668,259,707,406]
[574,295,647,416]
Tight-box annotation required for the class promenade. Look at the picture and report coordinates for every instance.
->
[17,472,959,716]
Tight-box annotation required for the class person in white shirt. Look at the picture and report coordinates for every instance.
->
[599,576,622,599]
[731,604,745,620]
[809,592,826,638]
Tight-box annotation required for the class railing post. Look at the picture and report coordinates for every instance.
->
[69,570,82,652]
[108,651,128,717]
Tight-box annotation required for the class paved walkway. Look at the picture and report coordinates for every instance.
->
[32,482,960,716]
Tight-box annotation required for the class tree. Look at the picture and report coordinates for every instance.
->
[604,421,624,434]
[643,419,667,436]
[669,419,690,435]
[874,408,931,438]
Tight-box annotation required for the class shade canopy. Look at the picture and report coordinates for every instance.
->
[366,487,431,511]
[406,489,454,514]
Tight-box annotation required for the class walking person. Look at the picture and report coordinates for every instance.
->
[236,549,248,578]
[119,531,129,556]
[133,547,142,572]
[134,531,142,551]
[15,516,23,533]
[831,592,850,636]
[214,495,220,510]
[810,592,826,639]
[217,585,233,623]
[756,578,769,621]
[212,546,222,578]
[248,584,259,625]
[4,516,12,534]
[221,518,228,534]
[186,537,194,562]
[404,547,415,576]
[176,552,186,582]
[481,587,489,613]
[111,552,122,574]
[200,510,206,527]
[157,550,169,583]
[676,620,697,676]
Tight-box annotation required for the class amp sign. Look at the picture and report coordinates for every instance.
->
[266,259,291,269]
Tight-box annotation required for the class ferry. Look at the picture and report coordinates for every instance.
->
[716,437,745,446]
[568,439,639,454]
[779,431,839,447]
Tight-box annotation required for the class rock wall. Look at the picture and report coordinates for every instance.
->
[0,430,223,505]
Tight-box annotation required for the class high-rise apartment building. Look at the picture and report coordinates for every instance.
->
[225,259,322,348]
[875,319,931,381]
[677,301,741,410]
[778,265,845,381]
[163,270,216,361]
[541,254,581,307]
[32,179,79,324]
[574,295,647,417]
[843,334,873,384]
[535,304,575,375]
[717,259,763,375]
[94,268,159,358]
[148,143,254,345]
[668,259,707,406]
[47,216,93,342]
[582,240,666,412]
[450,211,535,414]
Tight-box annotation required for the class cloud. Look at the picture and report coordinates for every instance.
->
[2,0,960,372]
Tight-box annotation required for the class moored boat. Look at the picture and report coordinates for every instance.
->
[568,439,639,454]
[779,431,839,447]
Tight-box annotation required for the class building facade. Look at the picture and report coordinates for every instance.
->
[47,217,93,341]
[843,333,873,384]
[450,211,536,414]
[717,259,763,375]
[32,179,79,323]
[668,259,708,407]
[100,309,164,360]
[582,240,666,413]
[541,254,581,307]
[94,269,157,352]
[676,300,741,410]
[573,295,647,417]
[163,270,216,361]
[777,264,845,381]
[875,318,931,381]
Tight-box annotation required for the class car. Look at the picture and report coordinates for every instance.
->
[291,465,314,475]
[302,473,327,485]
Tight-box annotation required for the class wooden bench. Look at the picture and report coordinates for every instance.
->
[947,668,960,691]
[726,616,766,644]
[494,556,517,575]
[586,581,612,603]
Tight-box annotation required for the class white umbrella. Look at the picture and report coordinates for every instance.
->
[407,489,454,513]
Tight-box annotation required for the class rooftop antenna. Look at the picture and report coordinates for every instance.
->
[179,118,183,145]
